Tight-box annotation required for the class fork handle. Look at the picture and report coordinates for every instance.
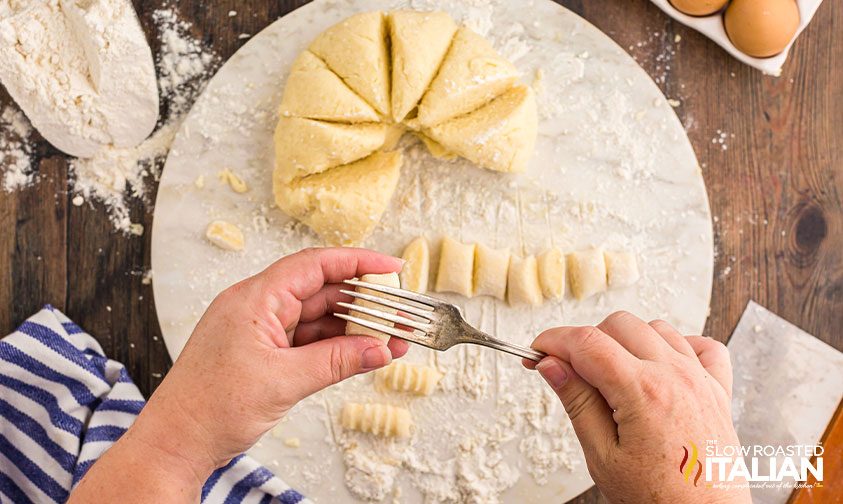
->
[468,335,547,362]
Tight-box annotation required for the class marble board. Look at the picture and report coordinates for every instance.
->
[150,0,714,501]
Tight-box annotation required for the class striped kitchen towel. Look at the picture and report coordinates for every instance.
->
[0,306,308,504]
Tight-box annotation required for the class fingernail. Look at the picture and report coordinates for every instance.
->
[536,359,568,389]
[361,345,390,370]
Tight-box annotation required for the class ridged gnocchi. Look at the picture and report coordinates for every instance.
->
[434,237,475,297]
[567,248,607,300]
[374,361,443,396]
[473,244,510,300]
[341,402,413,438]
[507,255,543,306]
[345,272,400,342]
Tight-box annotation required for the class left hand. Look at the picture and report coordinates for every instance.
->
[71,248,407,501]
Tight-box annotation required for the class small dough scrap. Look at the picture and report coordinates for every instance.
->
[283,437,301,448]
[341,402,413,438]
[605,251,640,288]
[400,236,430,293]
[205,220,244,251]
[507,255,543,306]
[345,272,401,343]
[567,248,608,300]
[217,168,248,193]
[374,361,443,396]
[416,133,457,160]
[537,248,566,300]
[274,151,402,245]
[425,85,537,173]
[389,10,458,122]
[473,244,510,300]
[434,237,475,297]
[417,27,520,127]
[274,117,387,182]
[309,12,391,116]
[278,50,380,123]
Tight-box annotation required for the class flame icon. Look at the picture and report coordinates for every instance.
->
[680,441,703,486]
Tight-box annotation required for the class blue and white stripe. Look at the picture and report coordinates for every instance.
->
[0,306,308,503]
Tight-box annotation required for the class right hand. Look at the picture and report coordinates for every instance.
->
[524,311,751,503]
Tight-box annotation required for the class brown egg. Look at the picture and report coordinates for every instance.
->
[669,0,729,16]
[725,0,801,58]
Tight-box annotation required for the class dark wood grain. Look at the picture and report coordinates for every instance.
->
[1,1,840,502]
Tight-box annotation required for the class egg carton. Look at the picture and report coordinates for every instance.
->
[649,0,825,76]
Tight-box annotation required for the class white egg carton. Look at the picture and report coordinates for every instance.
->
[649,0,825,76]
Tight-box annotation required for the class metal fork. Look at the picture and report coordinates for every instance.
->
[334,279,547,362]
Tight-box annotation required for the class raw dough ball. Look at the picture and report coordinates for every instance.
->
[417,27,520,127]
[473,244,511,300]
[567,248,608,300]
[507,255,543,306]
[341,402,413,438]
[668,0,728,16]
[345,272,401,343]
[425,85,537,173]
[374,361,443,396]
[273,117,387,182]
[537,247,566,300]
[434,237,475,297]
[389,10,457,122]
[205,220,244,251]
[400,236,430,293]
[724,0,800,58]
[310,12,391,116]
[604,250,640,288]
[273,151,402,245]
[278,50,380,123]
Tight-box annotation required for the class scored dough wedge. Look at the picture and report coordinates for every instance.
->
[389,10,457,122]
[273,151,402,245]
[417,27,520,128]
[425,85,537,173]
[310,12,391,117]
[278,50,380,122]
[273,117,388,182]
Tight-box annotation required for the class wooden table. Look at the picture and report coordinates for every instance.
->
[1,1,840,502]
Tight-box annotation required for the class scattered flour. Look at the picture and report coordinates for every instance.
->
[0,106,33,191]
[68,6,218,233]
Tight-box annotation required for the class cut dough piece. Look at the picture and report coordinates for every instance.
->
[434,237,475,297]
[383,124,407,150]
[605,251,640,288]
[537,248,566,300]
[417,27,520,127]
[400,236,430,293]
[416,133,458,160]
[273,117,387,182]
[274,151,402,245]
[345,272,401,343]
[374,361,443,396]
[205,220,244,251]
[507,255,543,306]
[425,85,537,173]
[473,244,510,300]
[341,402,413,438]
[389,10,458,122]
[278,50,380,123]
[309,12,391,116]
[567,248,608,300]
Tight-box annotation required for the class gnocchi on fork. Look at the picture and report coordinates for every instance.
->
[335,279,547,362]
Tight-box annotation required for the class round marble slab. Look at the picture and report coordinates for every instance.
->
[151,0,713,502]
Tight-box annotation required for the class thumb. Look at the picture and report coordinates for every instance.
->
[284,336,392,399]
[535,356,618,461]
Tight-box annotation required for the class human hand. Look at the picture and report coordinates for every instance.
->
[127,248,407,482]
[525,312,751,503]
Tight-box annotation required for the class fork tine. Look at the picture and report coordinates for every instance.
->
[343,279,443,307]
[334,313,425,344]
[336,302,433,333]
[339,289,436,320]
